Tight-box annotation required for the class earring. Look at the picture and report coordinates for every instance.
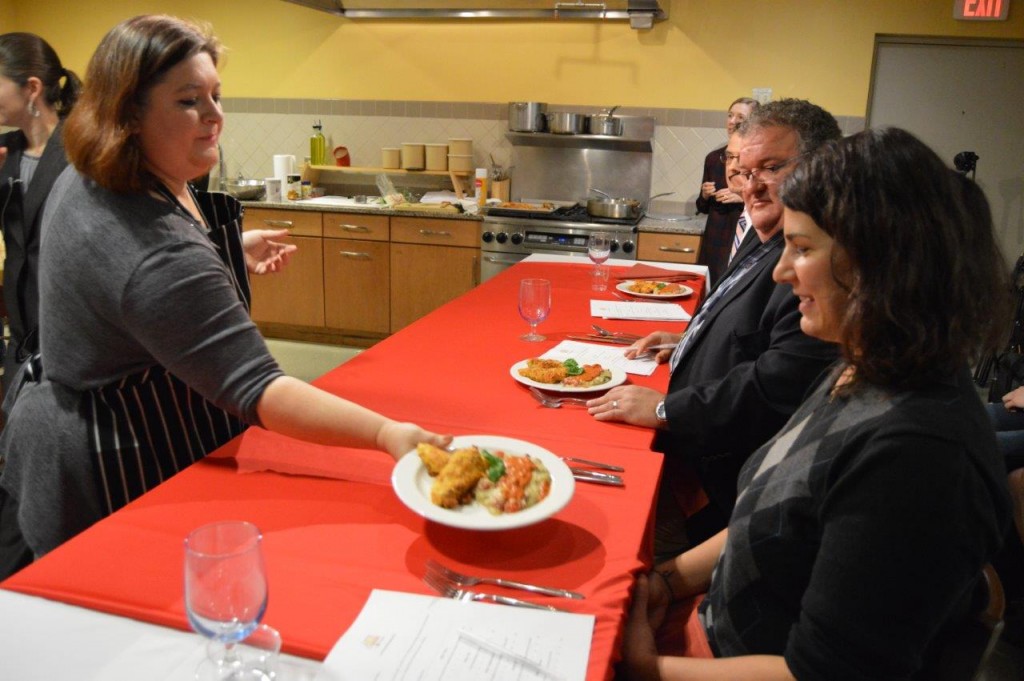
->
[27,100,39,118]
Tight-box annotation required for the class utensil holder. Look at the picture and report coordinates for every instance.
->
[490,178,511,202]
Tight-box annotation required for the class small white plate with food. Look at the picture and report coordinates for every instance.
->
[510,358,627,393]
[392,435,574,530]
[615,280,694,299]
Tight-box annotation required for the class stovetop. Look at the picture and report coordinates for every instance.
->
[485,203,642,227]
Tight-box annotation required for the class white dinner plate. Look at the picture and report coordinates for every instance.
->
[391,435,575,530]
[615,280,693,299]
[510,359,627,393]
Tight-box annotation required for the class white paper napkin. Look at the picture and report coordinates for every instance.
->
[590,300,691,322]
[541,340,657,376]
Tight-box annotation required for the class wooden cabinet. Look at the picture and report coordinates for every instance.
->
[246,208,325,328]
[389,216,480,332]
[637,232,702,264]
[324,238,390,334]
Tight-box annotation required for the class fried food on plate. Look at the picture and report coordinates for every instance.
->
[628,280,684,295]
[563,364,608,386]
[430,447,487,509]
[416,443,450,476]
[518,358,568,384]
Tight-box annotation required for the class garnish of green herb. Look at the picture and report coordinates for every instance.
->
[563,358,584,376]
[482,449,505,482]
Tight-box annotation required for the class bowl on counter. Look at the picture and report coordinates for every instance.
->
[224,178,266,201]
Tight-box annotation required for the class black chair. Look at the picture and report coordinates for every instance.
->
[918,564,1005,681]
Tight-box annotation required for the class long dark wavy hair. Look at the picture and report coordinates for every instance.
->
[0,32,81,117]
[63,15,221,194]
[780,127,1011,390]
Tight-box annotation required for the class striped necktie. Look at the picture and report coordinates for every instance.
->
[728,212,749,264]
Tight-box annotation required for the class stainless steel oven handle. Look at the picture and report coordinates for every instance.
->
[659,245,695,254]
[484,255,525,265]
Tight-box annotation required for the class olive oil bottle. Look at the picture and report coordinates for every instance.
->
[310,120,327,166]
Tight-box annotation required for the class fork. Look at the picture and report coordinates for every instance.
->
[423,570,563,610]
[528,386,589,408]
[426,559,584,599]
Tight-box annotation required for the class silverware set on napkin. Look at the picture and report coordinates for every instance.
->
[423,559,582,610]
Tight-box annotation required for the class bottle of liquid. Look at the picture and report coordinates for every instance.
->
[310,121,326,166]
[474,168,488,207]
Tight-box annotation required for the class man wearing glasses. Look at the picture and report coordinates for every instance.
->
[590,99,842,553]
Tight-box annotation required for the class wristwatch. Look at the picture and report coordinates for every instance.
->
[655,400,667,423]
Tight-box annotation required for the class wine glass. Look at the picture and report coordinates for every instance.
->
[185,521,279,680]
[518,278,551,342]
[587,232,612,291]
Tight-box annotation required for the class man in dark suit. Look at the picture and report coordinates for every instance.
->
[589,99,842,549]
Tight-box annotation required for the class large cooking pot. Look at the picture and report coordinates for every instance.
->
[546,111,588,135]
[587,190,674,219]
[589,106,622,136]
[508,101,547,132]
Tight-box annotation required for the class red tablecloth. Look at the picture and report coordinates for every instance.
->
[2,260,705,680]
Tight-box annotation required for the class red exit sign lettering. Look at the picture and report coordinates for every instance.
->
[955,0,1011,20]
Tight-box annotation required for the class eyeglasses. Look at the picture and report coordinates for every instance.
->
[738,154,806,184]
[719,151,740,164]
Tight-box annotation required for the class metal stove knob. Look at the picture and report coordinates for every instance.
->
[510,232,524,245]
[496,232,509,244]
[621,240,635,254]
[481,231,495,243]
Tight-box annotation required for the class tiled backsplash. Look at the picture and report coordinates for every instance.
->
[221,99,865,212]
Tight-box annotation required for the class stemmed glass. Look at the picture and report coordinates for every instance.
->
[518,278,551,342]
[185,521,280,680]
[587,232,612,291]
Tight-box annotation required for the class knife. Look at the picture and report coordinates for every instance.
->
[565,334,635,345]
[571,469,624,486]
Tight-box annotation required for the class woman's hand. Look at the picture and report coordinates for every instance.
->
[700,182,717,200]
[376,422,452,462]
[713,188,744,204]
[1003,386,1024,411]
[243,229,297,274]
[620,574,662,681]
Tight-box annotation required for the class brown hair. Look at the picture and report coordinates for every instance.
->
[0,32,81,117]
[780,127,1011,390]
[729,96,759,111]
[63,15,221,194]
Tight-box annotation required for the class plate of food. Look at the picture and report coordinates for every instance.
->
[392,435,575,530]
[616,280,694,299]
[510,358,627,393]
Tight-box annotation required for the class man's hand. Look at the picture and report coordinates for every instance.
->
[242,229,297,274]
[1003,386,1024,411]
[588,385,665,427]
[623,331,681,364]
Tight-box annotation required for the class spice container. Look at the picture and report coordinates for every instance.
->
[285,173,302,201]
[474,168,488,206]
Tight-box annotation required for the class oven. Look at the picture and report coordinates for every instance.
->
[480,204,639,282]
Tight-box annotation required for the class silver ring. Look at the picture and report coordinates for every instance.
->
[612,400,619,409]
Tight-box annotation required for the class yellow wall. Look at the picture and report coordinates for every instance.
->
[8,0,1024,117]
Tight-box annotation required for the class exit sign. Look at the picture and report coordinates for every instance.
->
[955,0,1011,20]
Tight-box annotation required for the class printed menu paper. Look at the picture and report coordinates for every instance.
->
[316,589,594,681]
[542,339,658,376]
[590,299,691,322]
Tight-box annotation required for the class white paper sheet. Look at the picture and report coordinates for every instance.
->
[317,590,594,681]
[590,299,691,322]
[542,340,658,376]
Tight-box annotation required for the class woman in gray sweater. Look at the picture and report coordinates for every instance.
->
[0,15,449,571]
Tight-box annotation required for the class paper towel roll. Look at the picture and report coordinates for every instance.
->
[273,154,295,184]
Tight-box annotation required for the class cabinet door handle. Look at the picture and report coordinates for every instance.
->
[338,224,370,232]
[659,246,695,254]
[263,219,293,229]
[340,251,371,259]
[418,229,452,237]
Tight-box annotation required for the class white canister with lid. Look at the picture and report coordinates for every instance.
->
[381,147,401,169]
[401,143,425,171]
[425,144,448,171]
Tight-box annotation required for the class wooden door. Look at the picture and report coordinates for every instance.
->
[324,238,390,334]
[249,234,325,328]
[390,244,479,332]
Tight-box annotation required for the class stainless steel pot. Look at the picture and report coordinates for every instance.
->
[508,101,547,132]
[589,106,622,136]
[546,111,588,135]
[586,191,674,219]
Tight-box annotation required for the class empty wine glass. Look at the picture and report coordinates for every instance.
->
[185,521,279,680]
[519,278,551,342]
[588,232,612,291]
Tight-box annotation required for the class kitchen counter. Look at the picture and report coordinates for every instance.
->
[243,198,705,234]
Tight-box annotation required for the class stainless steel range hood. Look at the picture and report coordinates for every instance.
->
[283,1,668,30]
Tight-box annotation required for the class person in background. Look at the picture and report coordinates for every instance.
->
[695,97,757,283]
[0,32,81,579]
[720,131,751,266]
[589,100,841,554]
[0,34,81,391]
[0,15,449,576]
[619,127,1011,680]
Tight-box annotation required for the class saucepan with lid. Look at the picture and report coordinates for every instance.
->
[586,190,674,219]
[589,106,623,136]
[508,101,547,132]
[545,111,588,135]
